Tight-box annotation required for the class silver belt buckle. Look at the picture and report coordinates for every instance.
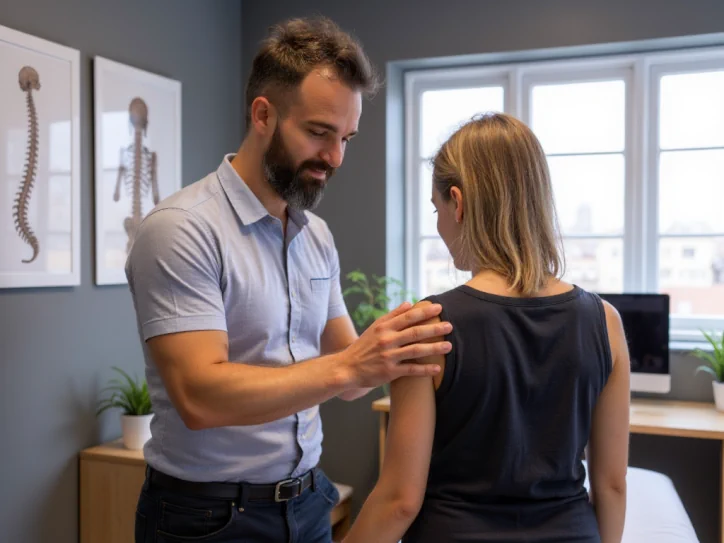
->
[274,477,302,502]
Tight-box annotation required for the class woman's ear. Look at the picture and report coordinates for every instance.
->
[450,186,464,224]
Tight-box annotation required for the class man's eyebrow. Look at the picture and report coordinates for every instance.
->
[308,120,358,137]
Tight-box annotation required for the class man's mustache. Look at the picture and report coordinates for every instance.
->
[300,160,335,179]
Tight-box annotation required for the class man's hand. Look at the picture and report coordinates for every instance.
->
[337,302,452,389]
[145,304,450,429]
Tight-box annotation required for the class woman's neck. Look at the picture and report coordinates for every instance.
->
[467,270,572,298]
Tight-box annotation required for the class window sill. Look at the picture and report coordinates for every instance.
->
[670,340,714,353]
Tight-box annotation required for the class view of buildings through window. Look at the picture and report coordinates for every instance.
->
[408,53,724,332]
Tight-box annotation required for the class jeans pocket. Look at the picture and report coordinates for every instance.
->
[316,472,340,507]
[157,498,235,540]
[135,510,147,543]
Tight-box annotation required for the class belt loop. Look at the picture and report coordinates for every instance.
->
[238,481,247,506]
[310,467,317,492]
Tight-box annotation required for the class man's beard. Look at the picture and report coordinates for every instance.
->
[263,127,335,211]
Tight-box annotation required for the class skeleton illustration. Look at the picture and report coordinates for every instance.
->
[13,66,41,264]
[113,97,159,253]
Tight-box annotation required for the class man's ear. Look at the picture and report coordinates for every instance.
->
[450,186,464,224]
[249,97,277,137]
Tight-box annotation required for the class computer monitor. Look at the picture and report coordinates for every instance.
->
[597,293,671,394]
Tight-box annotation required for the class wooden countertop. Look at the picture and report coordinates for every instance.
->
[372,396,724,440]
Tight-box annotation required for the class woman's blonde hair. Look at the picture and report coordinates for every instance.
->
[432,112,564,296]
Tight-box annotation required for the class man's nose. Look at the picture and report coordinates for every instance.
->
[321,141,344,169]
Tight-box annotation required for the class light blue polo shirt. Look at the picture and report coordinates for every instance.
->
[125,154,348,484]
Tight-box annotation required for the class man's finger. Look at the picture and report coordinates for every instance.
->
[390,340,452,363]
[391,321,452,348]
[387,303,443,331]
[374,301,412,325]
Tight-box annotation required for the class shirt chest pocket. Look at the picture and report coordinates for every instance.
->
[299,277,332,340]
[306,277,331,318]
[310,277,331,294]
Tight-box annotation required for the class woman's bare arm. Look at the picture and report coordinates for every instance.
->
[588,300,630,543]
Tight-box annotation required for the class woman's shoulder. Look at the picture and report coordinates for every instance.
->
[420,286,466,306]
[412,298,443,324]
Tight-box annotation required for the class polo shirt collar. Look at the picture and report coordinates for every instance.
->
[217,154,309,228]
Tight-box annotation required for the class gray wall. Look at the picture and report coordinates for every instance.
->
[0,1,242,542]
[241,2,724,542]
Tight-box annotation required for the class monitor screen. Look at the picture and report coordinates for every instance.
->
[597,293,670,375]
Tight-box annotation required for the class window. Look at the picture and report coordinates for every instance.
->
[530,78,627,294]
[405,47,724,340]
[411,82,505,295]
[654,68,724,330]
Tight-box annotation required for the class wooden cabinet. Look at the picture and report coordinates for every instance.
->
[80,439,352,543]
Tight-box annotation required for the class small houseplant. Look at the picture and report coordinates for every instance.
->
[342,269,418,331]
[342,269,418,395]
[97,366,153,450]
[693,331,724,411]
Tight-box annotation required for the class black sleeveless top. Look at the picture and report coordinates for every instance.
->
[403,284,612,543]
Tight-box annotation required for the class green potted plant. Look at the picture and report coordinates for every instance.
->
[96,366,153,450]
[342,269,418,394]
[342,269,419,330]
[693,331,724,412]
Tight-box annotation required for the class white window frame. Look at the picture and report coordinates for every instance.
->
[405,69,511,299]
[404,46,724,342]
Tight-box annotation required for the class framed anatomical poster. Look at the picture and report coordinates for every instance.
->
[93,56,181,285]
[0,24,81,288]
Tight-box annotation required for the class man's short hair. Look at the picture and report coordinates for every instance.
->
[245,16,380,126]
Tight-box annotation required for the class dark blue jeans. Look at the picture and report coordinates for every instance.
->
[135,468,340,543]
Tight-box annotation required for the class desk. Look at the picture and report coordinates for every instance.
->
[79,440,353,543]
[372,396,724,542]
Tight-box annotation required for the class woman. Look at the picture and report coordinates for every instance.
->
[344,113,630,543]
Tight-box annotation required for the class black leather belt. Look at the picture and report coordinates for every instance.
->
[147,467,314,503]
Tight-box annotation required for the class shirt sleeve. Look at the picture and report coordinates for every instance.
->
[325,224,349,321]
[125,207,227,341]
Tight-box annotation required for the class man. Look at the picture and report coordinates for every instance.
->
[127,16,452,543]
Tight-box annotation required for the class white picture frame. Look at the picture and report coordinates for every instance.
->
[93,56,182,285]
[0,24,81,288]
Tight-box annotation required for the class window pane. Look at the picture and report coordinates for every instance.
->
[531,80,626,154]
[561,237,624,293]
[419,160,438,236]
[659,150,724,234]
[659,236,724,316]
[660,71,724,150]
[419,237,471,296]
[421,86,504,158]
[548,154,625,236]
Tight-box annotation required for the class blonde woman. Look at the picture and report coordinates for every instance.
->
[344,113,630,543]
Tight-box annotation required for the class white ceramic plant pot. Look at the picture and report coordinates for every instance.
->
[121,413,153,450]
[713,382,724,412]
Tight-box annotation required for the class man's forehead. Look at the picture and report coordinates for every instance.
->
[291,69,362,125]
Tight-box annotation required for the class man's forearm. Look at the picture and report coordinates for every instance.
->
[337,387,374,401]
[176,353,351,429]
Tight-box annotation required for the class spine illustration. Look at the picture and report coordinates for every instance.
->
[132,123,143,229]
[113,98,160,254]
[14,66,41,264]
